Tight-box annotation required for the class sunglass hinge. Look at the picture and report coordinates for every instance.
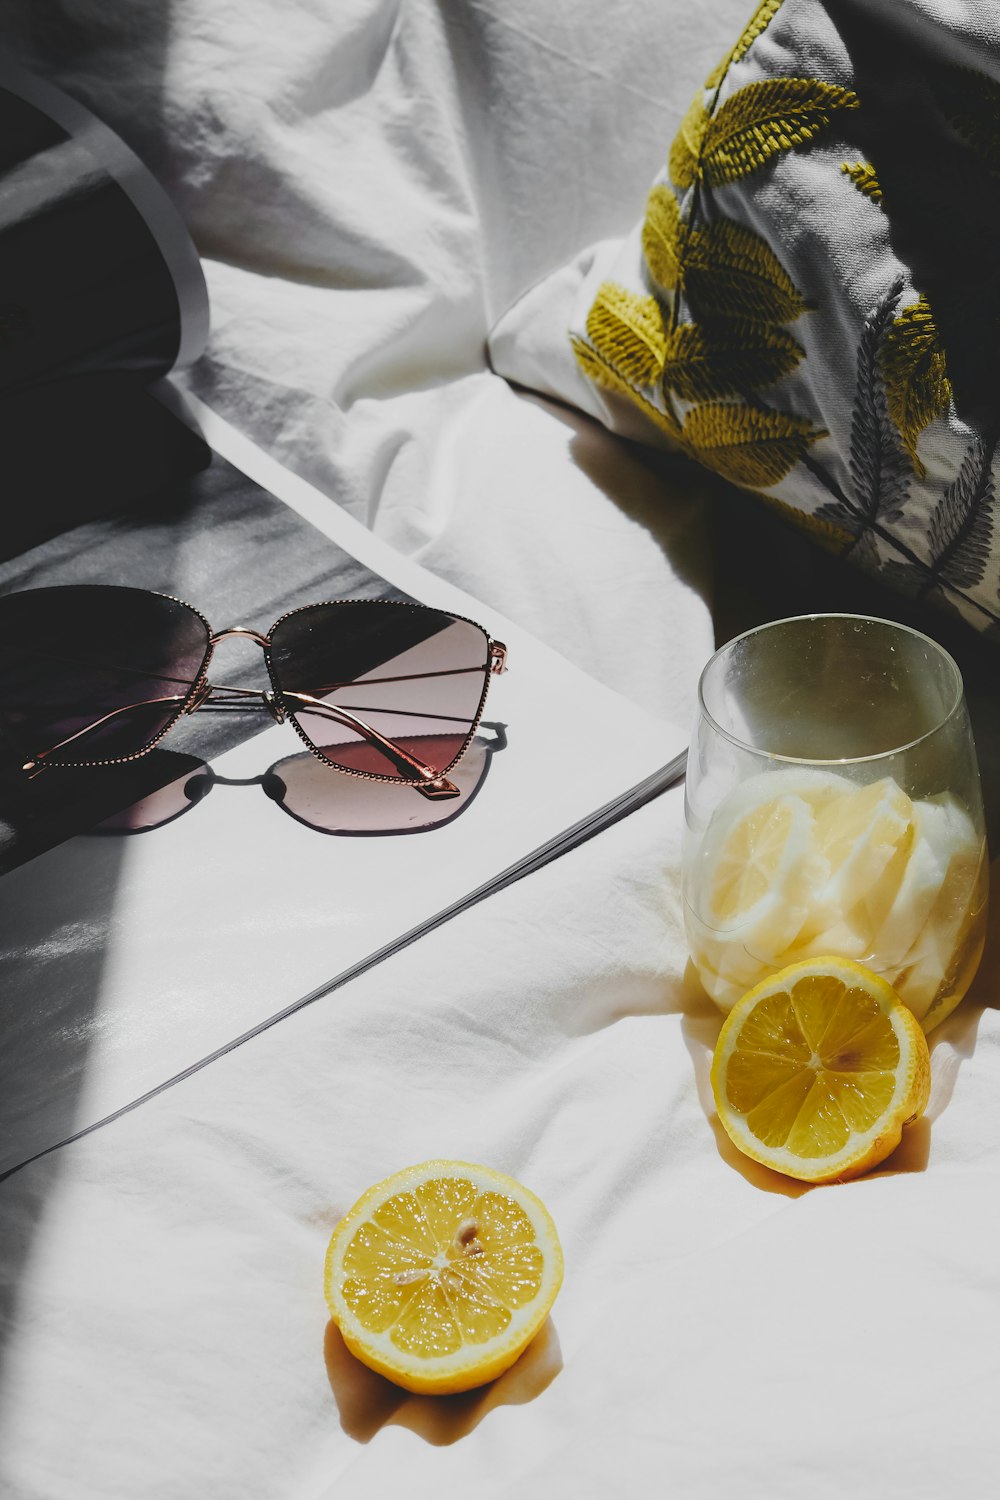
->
[414,774,461,800]
[262,690,286,724]
[183,681,213,716]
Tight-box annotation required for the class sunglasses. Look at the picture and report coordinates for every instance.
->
[0,585,507,800]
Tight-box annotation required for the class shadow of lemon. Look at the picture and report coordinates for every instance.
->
[323,1316,562,1445]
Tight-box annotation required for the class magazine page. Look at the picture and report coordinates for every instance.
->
[0,393,686,1178]
[0,59,210,555]
[0,58,208,390]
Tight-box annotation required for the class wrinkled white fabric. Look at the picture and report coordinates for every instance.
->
[2,4,1000,1498]
[3,803,999,1499]
[3,0,741,713]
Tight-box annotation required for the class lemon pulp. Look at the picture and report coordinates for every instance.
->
[711,958,931,1183]
[325,1161,563,1394]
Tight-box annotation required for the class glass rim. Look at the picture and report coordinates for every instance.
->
[697,612,967,766]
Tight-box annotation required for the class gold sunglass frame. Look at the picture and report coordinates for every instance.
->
[13,587,507,801]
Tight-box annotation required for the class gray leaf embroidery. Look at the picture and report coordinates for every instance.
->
[848,276,911,529]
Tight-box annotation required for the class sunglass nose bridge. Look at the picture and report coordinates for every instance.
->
[210,625,271,648]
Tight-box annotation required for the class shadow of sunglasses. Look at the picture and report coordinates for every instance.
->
[91,724,508,838]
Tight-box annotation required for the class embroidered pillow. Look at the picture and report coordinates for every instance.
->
[490,0,1000,638]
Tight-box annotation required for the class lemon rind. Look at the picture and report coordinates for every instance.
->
[324,1160,564,1394]
[710,958,930,1184]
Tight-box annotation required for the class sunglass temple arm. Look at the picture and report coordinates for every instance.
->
[278,691,461,798]
[20,693,190,777]
[21,684,462,799]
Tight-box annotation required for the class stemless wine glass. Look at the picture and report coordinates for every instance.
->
[683,614,989,1032]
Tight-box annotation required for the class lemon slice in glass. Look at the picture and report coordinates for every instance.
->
[688,771,849,1003]
[894,834,987,1026]
[869,792,977,969]
[786,776,915,959]
[695,774,845,936]
[817,777,912,886]
[324,1160,564,1394]
[711,957,930,1183]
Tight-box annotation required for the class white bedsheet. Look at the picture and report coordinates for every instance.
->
[3,3,999,1496]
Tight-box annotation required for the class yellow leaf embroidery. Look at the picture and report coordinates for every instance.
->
[683,216,807,323]
[642,184,683,291]
[841,160,882,203]
[702,78,860,186]
[934,65,1000,176]
[670,91,708,190]
[665,319,804,402]
[682,403,823,487]
[571,337,684,445]
[880,296,952,478]
[585,281,666,387]
[756,491,854,554]
[705,0,786,90]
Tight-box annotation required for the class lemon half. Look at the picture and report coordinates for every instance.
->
[324,1160,564,1394]
[711,958,930,1184]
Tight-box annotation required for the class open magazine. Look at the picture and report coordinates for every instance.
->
[0,64,687,1180]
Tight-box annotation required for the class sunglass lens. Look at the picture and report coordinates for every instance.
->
[265,734,493,833]
[267,602,491,782]
[0,585,211,771]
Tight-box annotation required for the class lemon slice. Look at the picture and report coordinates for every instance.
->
[687,928,771,1011]
[785,778,916,961]
[688,770,849,1004]
[705,793,811,925]
[711,958,930,1183]
[871,793,978,970]
[893,834,987,1027]
[816,777,913,897]
[810,776,914,927]
[696,770,847,941]
[324,1160,564,1394]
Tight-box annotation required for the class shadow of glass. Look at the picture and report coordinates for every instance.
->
[323,1316,562,1446]
[922,866,1000,1118]
[676,959,724,1091]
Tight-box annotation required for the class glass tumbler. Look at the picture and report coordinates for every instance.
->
[683,614,988,1031]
